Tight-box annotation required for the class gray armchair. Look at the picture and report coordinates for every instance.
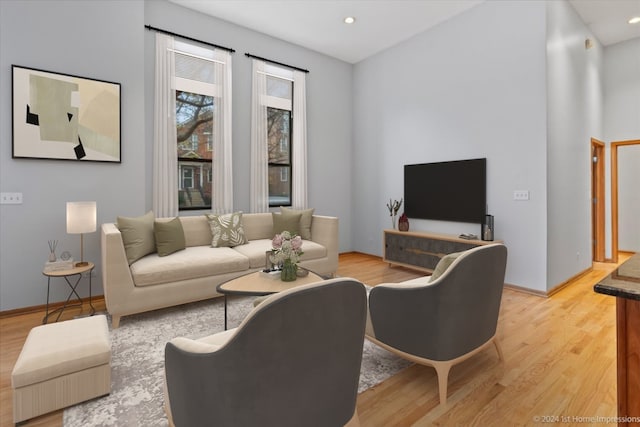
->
[164,278,367,427]
[366,243,508,405]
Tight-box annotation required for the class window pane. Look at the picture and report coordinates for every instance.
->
[269,165,291,206]
[267,107,290,164]
[175,53,216,84]
[177,90,213,210]
[267,75,292,100]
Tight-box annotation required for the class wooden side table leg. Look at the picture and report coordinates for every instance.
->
[43,277,52,324]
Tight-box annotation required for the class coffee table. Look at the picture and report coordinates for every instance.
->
[216,269,324,330]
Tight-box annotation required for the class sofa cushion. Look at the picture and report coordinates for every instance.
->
[179,215,213,247]
[154,217,186,257]
[131,246,250,287]
[205,212,248,248]
[429,251,463,282]
[117,211,156,265]
[272,211,301,236]
[233,239,328,270]
[241,213,274,241]
[280,207,314,240]
[232,239,275,269]
[298,240,328,263]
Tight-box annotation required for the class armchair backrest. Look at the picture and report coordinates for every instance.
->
[165,278,367,427]
[369,244,507,361]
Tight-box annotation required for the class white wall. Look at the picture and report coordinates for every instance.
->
[0,0,353,311]
[604,38,640,140]
[546,0,603,288]
[603,38,640,254]
[352,1,549,291]
[0,0,146,311]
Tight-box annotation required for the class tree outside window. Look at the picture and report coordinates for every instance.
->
[176,90,213,209]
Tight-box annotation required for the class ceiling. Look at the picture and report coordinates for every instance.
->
[170,0,640,64]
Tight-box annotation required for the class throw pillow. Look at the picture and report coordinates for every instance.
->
[154,217,186,257]
[116,211,156,265]
[205,212,248,248]
[280,207,314,240]
[272,211,302,236]
[429,251,463,282]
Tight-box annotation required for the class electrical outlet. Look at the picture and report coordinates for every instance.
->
[0,192,23,204]
[513,190,530,201]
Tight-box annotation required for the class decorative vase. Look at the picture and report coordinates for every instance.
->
[391,215,397,230]
[398,213,409,232]
[48,251,57,262]
[281,260,298,282]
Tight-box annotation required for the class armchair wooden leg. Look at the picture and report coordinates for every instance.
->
[493,337,504,361]
[433,361,453,405]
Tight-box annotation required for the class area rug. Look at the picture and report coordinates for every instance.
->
[64,291,411,426]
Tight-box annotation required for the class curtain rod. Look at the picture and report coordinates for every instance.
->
[245,53,309,73]
[145,25,235,53]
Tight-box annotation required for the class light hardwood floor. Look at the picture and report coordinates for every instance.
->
[0,252,630,427]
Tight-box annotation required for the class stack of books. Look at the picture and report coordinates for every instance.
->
[259,269,282,280]
[44,259,74,272]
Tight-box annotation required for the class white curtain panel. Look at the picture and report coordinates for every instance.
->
[291,70,308,209]
[212,51,233,214]
[153,33,178,217]
[250,59,269,213]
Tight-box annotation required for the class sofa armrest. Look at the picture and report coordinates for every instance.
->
[101,223,136,326]
[309,215,339,275]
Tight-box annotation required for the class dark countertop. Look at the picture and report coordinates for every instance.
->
[594,253,640,301]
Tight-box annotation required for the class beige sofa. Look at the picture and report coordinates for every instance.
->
[101,213,338,328]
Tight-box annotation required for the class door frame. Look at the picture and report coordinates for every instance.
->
[611,139,640,263]
[591,138,605,262]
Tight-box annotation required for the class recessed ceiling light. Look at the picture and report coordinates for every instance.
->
[344,16,355,24]
[629,16,640,24]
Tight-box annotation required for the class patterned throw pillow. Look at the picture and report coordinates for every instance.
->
[205,212,248,248]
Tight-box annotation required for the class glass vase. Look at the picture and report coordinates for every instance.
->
[281,260,298,282]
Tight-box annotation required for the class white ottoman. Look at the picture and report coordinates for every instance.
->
[11,315,111,423]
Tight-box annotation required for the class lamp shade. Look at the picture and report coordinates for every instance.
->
[66,201,97,234]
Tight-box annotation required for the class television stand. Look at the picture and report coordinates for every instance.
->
[383,229,500,273]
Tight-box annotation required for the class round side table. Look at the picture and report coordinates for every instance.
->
[42,262,96,324]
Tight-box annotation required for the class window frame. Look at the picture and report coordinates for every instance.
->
[174,41,223,212]
[264,71,294,207]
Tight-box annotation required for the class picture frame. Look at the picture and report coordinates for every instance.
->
[12,65,121,163]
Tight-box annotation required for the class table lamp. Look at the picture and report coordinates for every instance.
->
[66,201,96,267]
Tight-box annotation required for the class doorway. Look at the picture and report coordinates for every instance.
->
[611,139,640,263]
[591,138,605,262]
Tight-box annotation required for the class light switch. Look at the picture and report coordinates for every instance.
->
[513,190,529,201]
[0,192,23,204]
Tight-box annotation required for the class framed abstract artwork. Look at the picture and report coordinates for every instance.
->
[12,65,121,163]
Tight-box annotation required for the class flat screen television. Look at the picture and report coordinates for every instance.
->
[404,158,486,224]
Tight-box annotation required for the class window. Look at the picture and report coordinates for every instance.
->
[265,73,293,206]
[174,41,223,211]
[250,60,306,212]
